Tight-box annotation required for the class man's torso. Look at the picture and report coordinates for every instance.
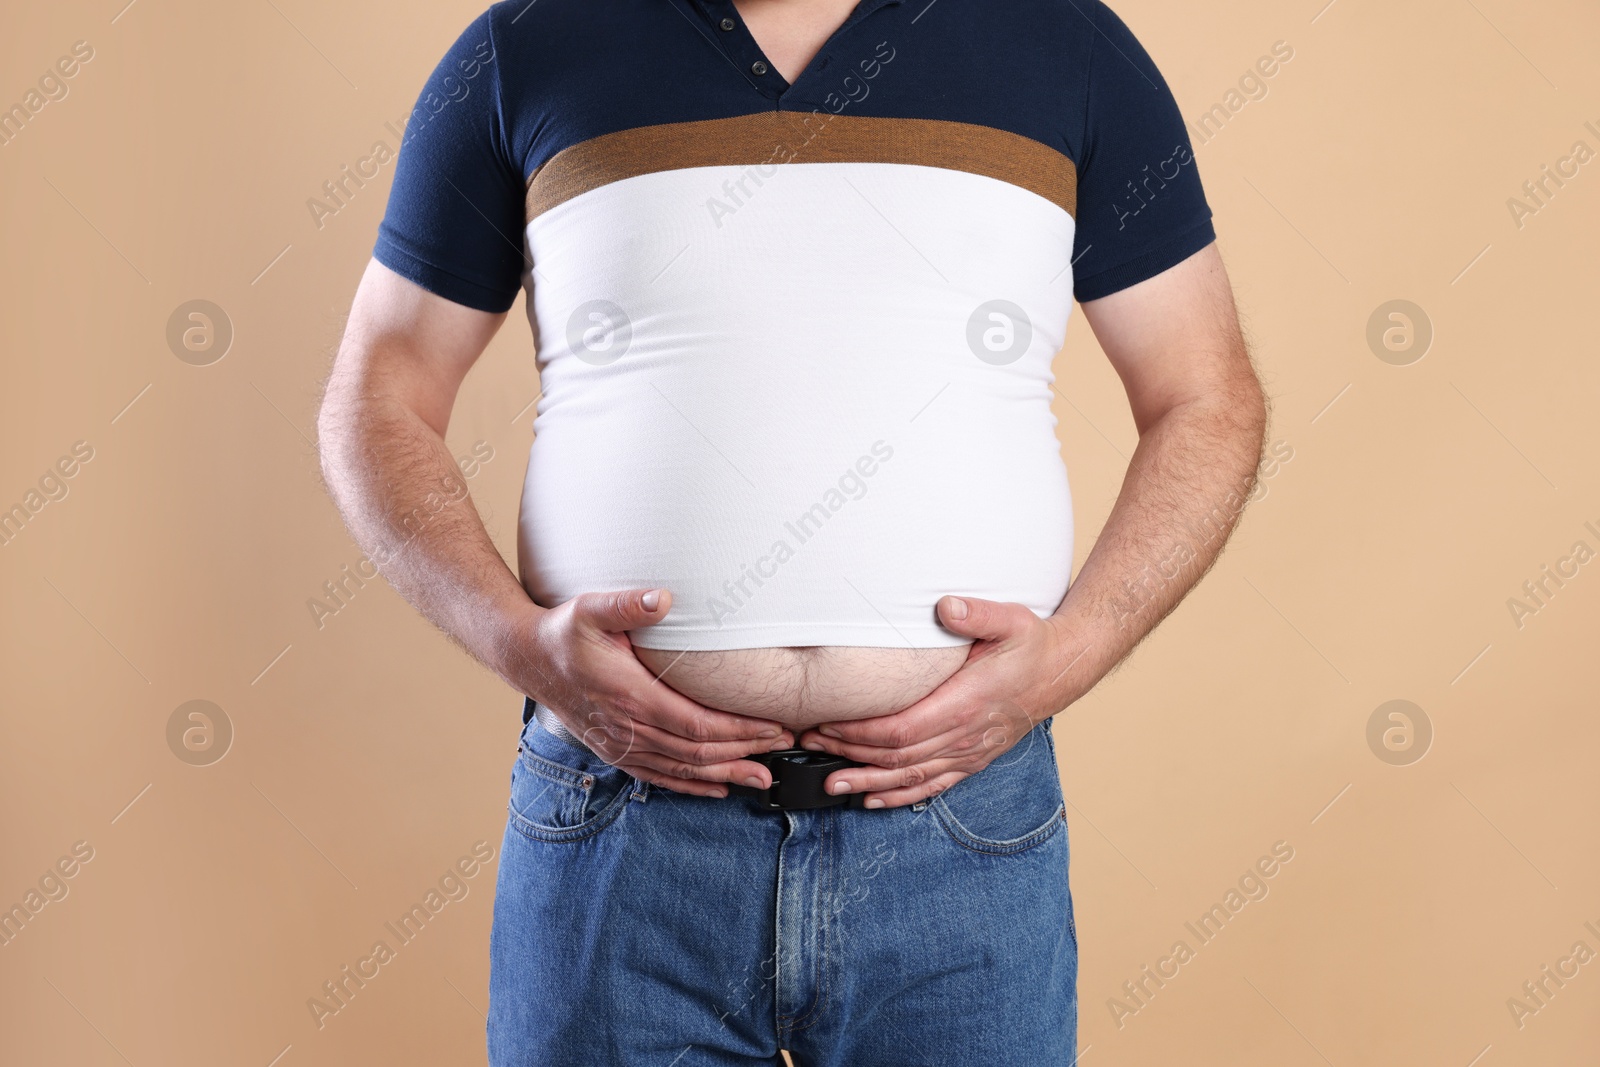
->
[374,0,1213,724]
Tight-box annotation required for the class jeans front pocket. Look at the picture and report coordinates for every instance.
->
[507,718,636,843]
[930,718,1065,856]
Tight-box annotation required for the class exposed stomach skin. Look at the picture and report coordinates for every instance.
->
[631,645,971,730]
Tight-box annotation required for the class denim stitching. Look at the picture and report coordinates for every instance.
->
[785,808,834,1032]
[506,776,634,843]
[776,812,796,1038]
[930,799,1066,856]
[519,747,598,790]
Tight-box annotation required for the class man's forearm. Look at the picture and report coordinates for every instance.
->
[318,387,535,682]
[1046,387,1267,708]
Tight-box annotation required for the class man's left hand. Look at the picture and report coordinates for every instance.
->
[797,595,1089,809]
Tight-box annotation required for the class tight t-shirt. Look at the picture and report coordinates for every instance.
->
[375,0,1214,650]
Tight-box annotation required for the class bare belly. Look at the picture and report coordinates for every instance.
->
[631,645,971,729]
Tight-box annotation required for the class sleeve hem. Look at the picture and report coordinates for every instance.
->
[1073,217,1217,303]
[373,234,520,314]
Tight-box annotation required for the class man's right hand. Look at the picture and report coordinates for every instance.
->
[319,264,790,801]
[505,589,795,798]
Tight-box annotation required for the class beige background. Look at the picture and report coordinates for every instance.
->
[2,0,1597,1064]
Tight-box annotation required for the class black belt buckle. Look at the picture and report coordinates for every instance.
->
[729,749,868,810]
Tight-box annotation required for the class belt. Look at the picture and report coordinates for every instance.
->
[728,749,869,811]
[527,699,867,811]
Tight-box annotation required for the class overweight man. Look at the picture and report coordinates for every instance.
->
[318,0,1266,1063]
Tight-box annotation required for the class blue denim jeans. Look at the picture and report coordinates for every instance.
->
[488,708,1078,1066]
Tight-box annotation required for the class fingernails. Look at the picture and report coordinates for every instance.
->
[744,775,764,788]
[865,798,885,809]
[946,596,969,621]
[641,589,662,611]
[830,780,851,794]
[769,739,790,751]
[802,740,825,751]
[710,788,728,799]
[758,728,780,739]
[820,727,841,738]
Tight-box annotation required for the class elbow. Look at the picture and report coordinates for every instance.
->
[315,385,347,448]
[315,365,362,490]
[1221,372,1269,479]
[1214,340,1269,453]
[1142,368,1266,450]
[1181,368,1268,469]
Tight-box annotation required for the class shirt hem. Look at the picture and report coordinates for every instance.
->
[1073,217,1217,302]
[373,235,519,314]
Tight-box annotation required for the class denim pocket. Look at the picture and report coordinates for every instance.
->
[507,720,636,843]
[930,719,1065,856]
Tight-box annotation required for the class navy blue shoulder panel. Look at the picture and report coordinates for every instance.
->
[1068,2,1215,300]
[373,8,523,312]
[373,0,1212,312]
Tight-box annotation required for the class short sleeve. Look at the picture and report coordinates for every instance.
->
[373,9,526,313]
[1071,2,1215,303]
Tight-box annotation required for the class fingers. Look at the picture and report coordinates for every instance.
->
[625,751,780,791]
[629,757,968,806]
[541,589,799,787]
[855,769,971,810]
[564,629,791,745]
[629,681,795,745]
[629,718,794,767]
[623,765,729,799]
[569,588,673,634]
[798,723,970,769]
[802,696,953,751]
[632,757,969,807]
[936,595,1037,643]
[820,757,958,799]
[563,699,792,771]
[586,627,793,745]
